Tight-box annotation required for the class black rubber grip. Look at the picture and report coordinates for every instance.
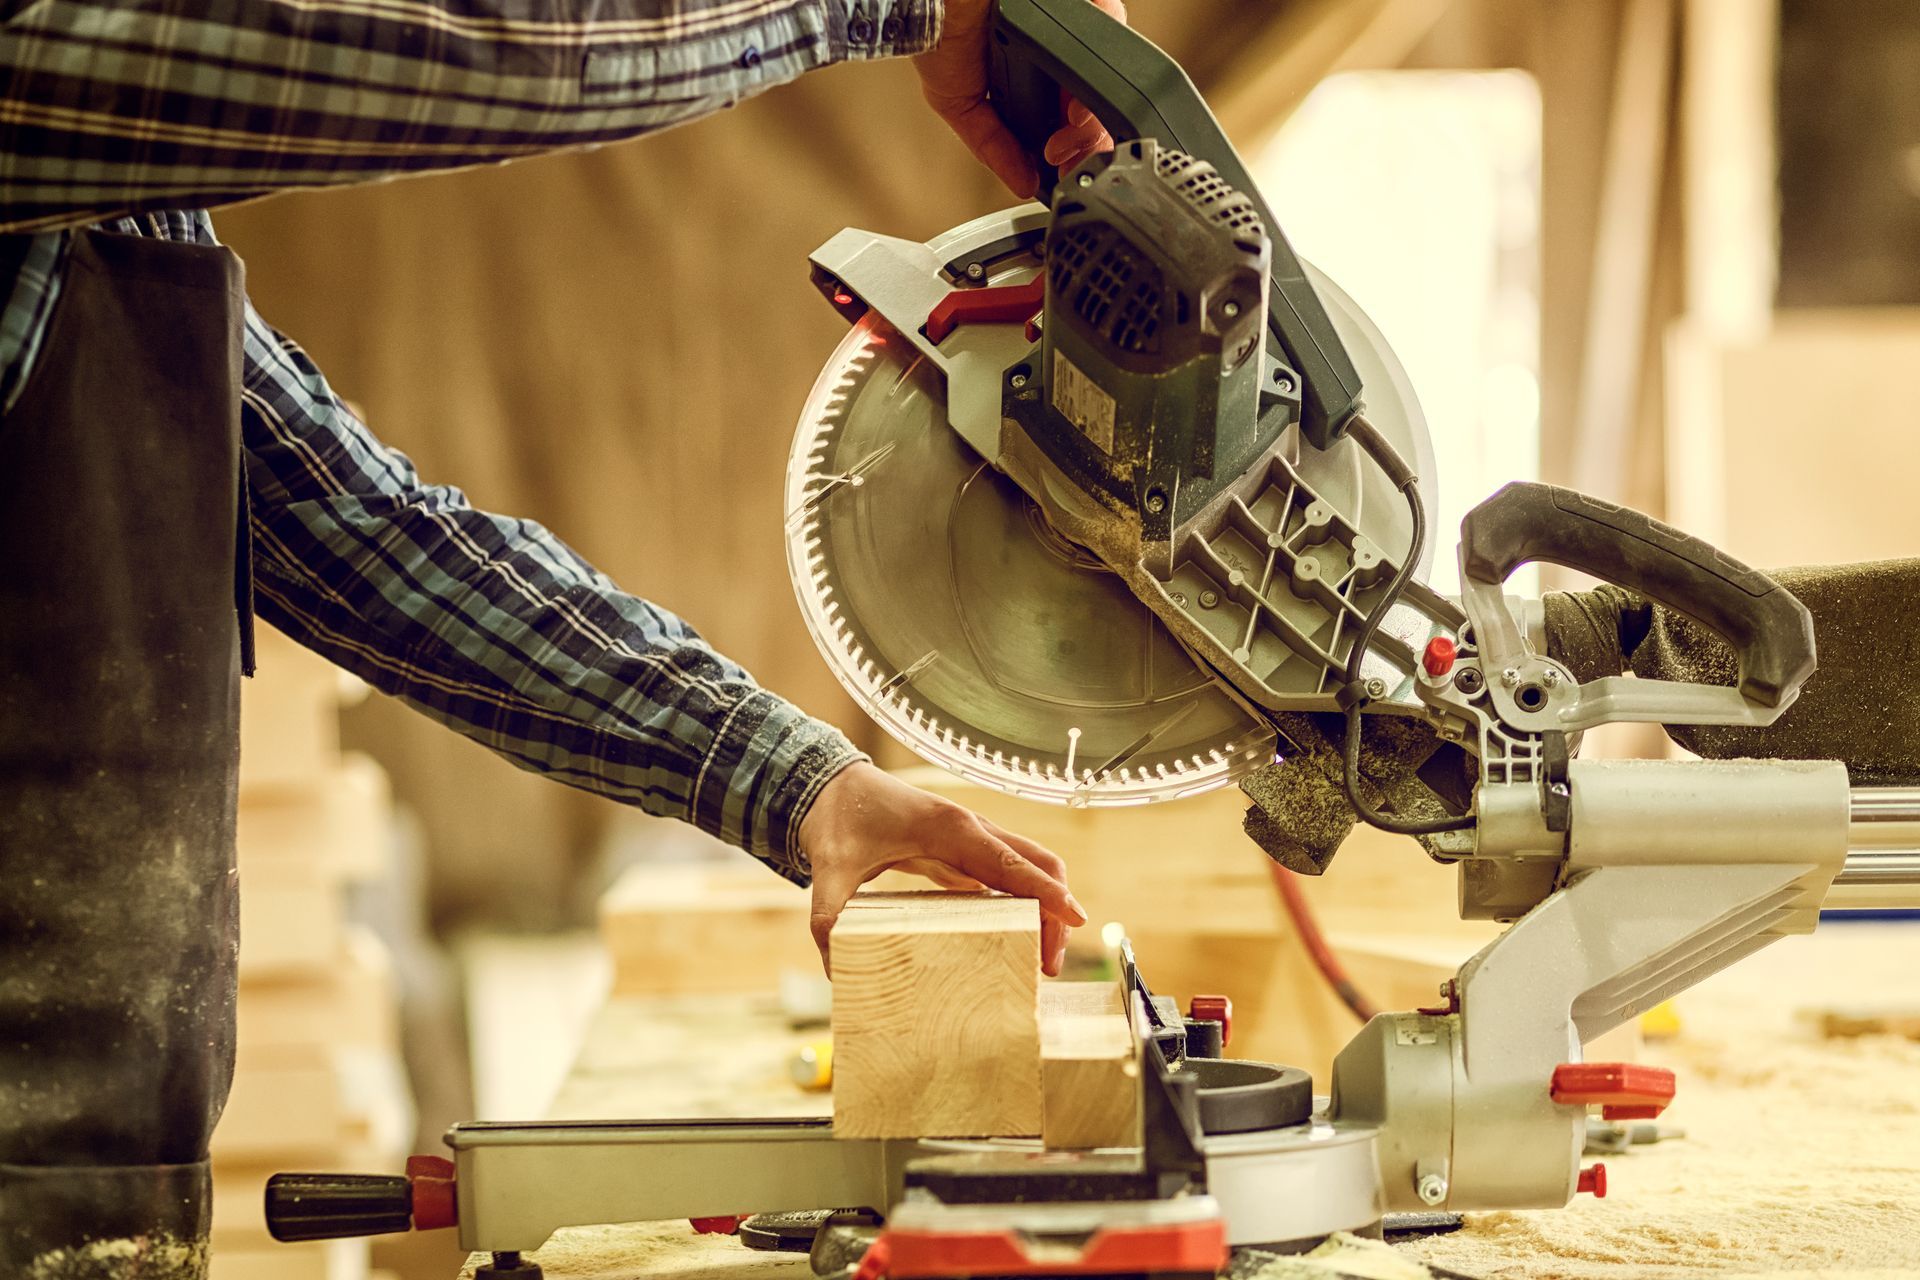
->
[986,0,1363,449]
[265,1173,413,1242]
[1460,482,1816,708]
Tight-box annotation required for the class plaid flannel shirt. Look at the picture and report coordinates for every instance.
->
[0,0,944,880]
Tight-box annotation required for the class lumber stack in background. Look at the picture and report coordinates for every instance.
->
[598,861,818,997]
[211,627,409,1280]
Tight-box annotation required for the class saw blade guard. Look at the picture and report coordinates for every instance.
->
[785,210,1438,806]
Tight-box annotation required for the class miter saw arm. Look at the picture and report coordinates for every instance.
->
[794,0,1453,803]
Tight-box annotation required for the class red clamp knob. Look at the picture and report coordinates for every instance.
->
[1577,1163,1608,1198]
[405,1155,457,1231]
[1422,636,1457,678]
[691,1214,750,1236]
[1550,1062,1676,1120]
[1187,994,1233,1047]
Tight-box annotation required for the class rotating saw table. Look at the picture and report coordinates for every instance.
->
[453,919,1920,1280]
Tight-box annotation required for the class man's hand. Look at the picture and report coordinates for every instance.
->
[916,0,1127,199]
[799,761,1086,975]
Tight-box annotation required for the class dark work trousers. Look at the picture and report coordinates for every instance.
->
[0,228,248,1278]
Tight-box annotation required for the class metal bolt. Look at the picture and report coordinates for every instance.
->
[1454,667,1484,695]
[1171,591,1187,606]
[1010,373,1028,389]
[1274,374,1295,394]
[1550,782,1570,798]
[1541,668,1561,688]
[1365,677,1388,699]
[1416,1173,1448,1206]
[1198,589,1220,609]
[1144,492,1167,515]
[965,261,986,282]
[1223,300,1241,318]
[1501,666,1522,689]
[1078,172,1095,187]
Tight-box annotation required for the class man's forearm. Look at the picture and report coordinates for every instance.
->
[235,282,865,879]
[0,0,940,233]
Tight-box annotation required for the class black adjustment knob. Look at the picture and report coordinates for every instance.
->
[266,1173,412,1241]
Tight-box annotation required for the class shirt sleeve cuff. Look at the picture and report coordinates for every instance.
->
[724,696,868,886]
[822,0,943,62]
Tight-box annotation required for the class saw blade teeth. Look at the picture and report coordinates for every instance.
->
[783,308,1263,808]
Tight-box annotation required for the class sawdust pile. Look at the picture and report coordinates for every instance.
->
[1403,927,1920,1280]
[1231,1232,1434,1279]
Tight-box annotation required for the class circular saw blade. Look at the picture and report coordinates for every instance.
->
[785,316,1275,806]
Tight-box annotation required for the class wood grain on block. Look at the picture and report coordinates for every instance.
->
[1039,981,1139,1150]
[237,856,345,980]
[831,891,1042,1138]
[237,753,392,880]
[599,862,818,996]
[235,929,398,1053]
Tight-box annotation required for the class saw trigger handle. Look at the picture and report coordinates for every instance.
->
[1460,481,1816,708]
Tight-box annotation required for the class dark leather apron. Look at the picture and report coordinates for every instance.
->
[0,227,247,1278]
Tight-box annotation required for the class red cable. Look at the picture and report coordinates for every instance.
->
[1270,863,1379,1023]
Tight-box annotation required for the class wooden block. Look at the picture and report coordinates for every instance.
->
[235,929,399,1054]
[239,631,347,794]
[237,856,345,979]
[238,753,393,881]
[212,1056,343,1160]
[831,891,1042,1138]
[213,1045,411,1162]
[1039,981,1139,1150]
[599,861,818,996]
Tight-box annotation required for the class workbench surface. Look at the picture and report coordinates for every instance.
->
[461,923,1920,1280]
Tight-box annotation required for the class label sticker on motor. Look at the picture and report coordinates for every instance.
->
[1052,349,1117,454]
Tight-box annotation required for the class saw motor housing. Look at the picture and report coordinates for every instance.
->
[1018,140,1272,542]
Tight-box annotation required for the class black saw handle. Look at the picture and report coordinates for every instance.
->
[1460,482,1816,708]
[986,0,1363,449]
[265,1173,413,1241]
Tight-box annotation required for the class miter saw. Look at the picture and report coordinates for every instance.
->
[264,1,1920,1274]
